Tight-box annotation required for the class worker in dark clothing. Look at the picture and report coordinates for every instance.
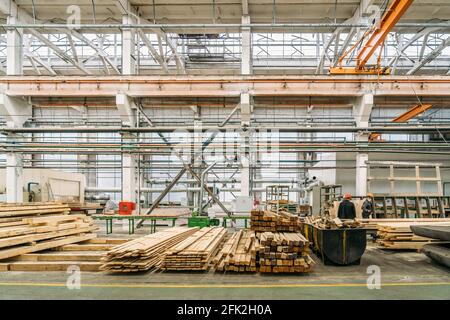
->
[362,193,374,218]
[338,193,356,219]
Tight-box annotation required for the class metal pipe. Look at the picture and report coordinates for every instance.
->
[1,23,449,29]
[198,161,218,215]
[219,106,240,127]
[3,125,450,133]
[84,187,307,193]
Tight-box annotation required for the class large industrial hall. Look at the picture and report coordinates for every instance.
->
[0,0,449,301]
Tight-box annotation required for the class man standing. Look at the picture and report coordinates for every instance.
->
[362,193,374,218]
[338,193,356,219]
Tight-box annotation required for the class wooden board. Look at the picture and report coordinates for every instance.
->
[376,220,450,250]
[100,227,199,273]
[0,233,96,260]
[0,202,98,261]
[162,227,227,271]
[7,261,101,272]
[250,210,301,233]
[256,232,314,273]
[214,230,257,272]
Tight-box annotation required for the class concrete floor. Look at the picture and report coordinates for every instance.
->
[0,241,449,300]
[0,222,449,300]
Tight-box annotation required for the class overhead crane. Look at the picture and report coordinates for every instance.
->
[369,103,433,141]
[329,0,414,75]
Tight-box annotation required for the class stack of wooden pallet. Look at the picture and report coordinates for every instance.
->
[257,232,314,273]
[214,229,257,272]
[0,202,97,260]
[99,227,199,272]
[376,221,450,250]
[162,227,227,271]
[250,210,300,232]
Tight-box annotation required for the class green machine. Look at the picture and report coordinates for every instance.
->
[188,216,220,228]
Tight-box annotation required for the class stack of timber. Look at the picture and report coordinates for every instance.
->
[162,227,227,271]
[214,230,258,272]
[100,227,198,272]
[0,202,97,261]
[250,210,301,232]
[305,216,362,229]
[66,202,103,215]
[359,218,450,231]
[376,221,450,250]
[0,238,127,272]
[257,232,314,273]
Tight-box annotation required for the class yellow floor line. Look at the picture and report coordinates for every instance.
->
[0,282,449,289]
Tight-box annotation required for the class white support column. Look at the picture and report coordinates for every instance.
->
[1,2,28,202]
[354,93,373,197]
[356,153,369,197]
[116,93,137,203]
[241,15,252,75]
[6,4,23,75]
[122,154,137,203]
[353,93,374,128]
[0,94,31,128]
[6,153,23,203]
[78,130,97,189]
[240,92,252,196]
[120,1,137,75]
[116,93,136,127]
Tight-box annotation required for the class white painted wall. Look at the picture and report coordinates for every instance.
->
[0,169,85,203]
[334,152,450,196]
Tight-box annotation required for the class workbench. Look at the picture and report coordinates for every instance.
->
[92,215,178,234]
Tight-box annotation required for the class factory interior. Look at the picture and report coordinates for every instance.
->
[0,0,449,301]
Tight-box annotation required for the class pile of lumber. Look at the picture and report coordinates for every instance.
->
[162,227,227,271]
[0,238,127,272]
[359,218,450,231]
[0,202,97,261]
[100,227,198,272]
[250,210,300,232]
[376,221,450,250]
[257,232,314,273]
[0,202,71,223]
[66,202,103,214]
[305,216,362,229]
[214,229,257,272]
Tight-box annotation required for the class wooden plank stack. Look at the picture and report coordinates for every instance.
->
[257,232,314,273]
[162,227,227,271]
[250,210,301,232]
[305,216,362,229]
[376,221,450,250]
[99,227,199,272]
[359,218,450,231]
[214,229,257,272]
[0,202,97,261]
[0,238,127,272]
